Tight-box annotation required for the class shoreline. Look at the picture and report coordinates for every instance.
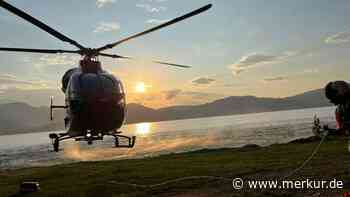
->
[0,105,334,137]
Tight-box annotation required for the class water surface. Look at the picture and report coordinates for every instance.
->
[0,106,335,169]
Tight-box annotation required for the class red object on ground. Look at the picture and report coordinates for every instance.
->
[336,110,343,129]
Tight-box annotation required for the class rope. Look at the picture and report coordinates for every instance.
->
[280,132,327,179]
[109,176,232,189]
[108,132,327,190]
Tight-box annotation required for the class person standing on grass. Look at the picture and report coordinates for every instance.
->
[324,80,350,135]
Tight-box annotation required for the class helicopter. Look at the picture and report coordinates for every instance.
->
[0,0,212,152]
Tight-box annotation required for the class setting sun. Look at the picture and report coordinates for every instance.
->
[135,82,146,93]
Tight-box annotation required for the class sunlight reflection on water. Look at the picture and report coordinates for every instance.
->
[135,122,153,136]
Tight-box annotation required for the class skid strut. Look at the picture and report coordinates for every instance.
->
[49,133,72,152]
[49,131,136,152]
[112,134,136,148]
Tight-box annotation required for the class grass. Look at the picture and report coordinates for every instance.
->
[1,135,350,196]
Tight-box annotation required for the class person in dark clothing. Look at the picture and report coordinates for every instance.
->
[324,81,350,135]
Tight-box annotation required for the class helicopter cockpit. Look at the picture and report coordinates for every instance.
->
[62,66,126,135]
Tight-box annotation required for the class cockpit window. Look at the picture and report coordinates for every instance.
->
[80,74,102,91]
[68,73,124,98]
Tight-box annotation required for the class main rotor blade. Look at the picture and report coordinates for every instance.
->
[0,1,85,50]
[99,53,191,68]
[0,47,80,54]
[97,4,212,52]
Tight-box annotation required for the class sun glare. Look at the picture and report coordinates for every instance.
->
[135,122,152,136]
[135,82,147,93]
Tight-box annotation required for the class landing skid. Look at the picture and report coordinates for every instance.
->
[49,131,136,152]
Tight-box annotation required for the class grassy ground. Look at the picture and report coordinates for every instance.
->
[1,135,350,197]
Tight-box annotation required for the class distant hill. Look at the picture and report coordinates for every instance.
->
[0,88,332,135]
[0,103,65,135]
[126,88,331,123]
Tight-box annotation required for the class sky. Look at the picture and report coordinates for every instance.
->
[1,0,350,108]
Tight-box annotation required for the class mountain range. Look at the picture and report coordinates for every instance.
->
[0,88,331,135]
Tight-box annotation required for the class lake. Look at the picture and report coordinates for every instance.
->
[0,106,336,169]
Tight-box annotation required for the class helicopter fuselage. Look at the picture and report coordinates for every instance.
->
[62,66,126,137]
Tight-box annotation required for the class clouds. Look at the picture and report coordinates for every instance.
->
[34,54,79,74]
[0,74,34,86]
[325,31,350,44]
[136,0,168,13]
[230,53,289,75]
[302,68,319,74]
[232,53,280,68]
[160,89,224,104]
[36,55,78,66]
[136,4,167,13]
[128,87,225,108]
[96,0,116,8]
[163,89,182,100]
[0,74,50,90]
[262,67,319,84]
[146,19,169,25]
[94,22,120,33]
[138,1,169,25]
[142,0,169,2]
[263,76,288,82]
[191,77,216,85]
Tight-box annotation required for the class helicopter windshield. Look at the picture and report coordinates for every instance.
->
[67,72,124,100]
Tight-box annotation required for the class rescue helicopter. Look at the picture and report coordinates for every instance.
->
[0,0,212,152]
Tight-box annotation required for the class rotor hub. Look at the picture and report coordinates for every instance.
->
[80,56,102,73]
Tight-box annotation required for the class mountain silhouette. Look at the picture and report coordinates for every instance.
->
[0,88,331,135]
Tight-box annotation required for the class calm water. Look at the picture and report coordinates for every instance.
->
[0,106,335,169]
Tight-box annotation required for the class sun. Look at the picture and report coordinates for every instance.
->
[135,82,147,93]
